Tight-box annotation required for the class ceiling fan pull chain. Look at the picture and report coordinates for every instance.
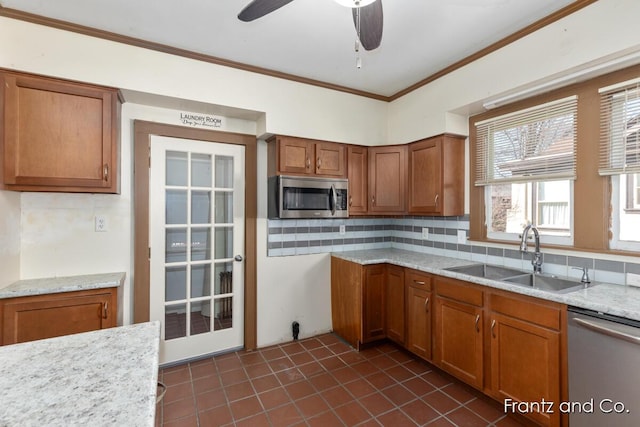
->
[355,7,362,69]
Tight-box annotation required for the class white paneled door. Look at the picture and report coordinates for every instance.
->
[149,135,245,364]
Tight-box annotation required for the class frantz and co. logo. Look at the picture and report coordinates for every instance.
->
[179,112,223,128]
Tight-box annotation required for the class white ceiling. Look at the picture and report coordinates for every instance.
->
[0,0,578,98]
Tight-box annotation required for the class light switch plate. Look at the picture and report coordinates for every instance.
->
[95,215,108,232]
[457,230,466,244]
[422,227,429,239]
[339,225,346,235]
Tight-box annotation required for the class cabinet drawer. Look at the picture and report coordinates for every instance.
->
[405,269,432,290]
[489,292,561,331]
[435,277,483,307]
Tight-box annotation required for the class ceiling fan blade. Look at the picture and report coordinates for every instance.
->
[238,0,296,22]
[352,0,383,51]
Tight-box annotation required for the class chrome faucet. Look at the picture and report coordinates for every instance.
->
[520,224,542,274]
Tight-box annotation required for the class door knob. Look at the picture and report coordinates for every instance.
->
[234,255,243,262]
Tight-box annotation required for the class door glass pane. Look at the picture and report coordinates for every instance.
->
[214,297,233,330]
[214,192,233,224]
[190,301,211,336]
[166,190,187,224]
[166,151,188,186]
[191,191,211,224]
[214,262,233,295]
[191,228,211,261]
[165,266,187,302]
[191,264,211,298]
[166,228,187,263]
[214,227,233,259]
[215,156,233,188]
[192,153,212,187]
[165,303,187,340]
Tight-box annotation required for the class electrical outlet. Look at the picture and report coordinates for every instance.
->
[422,227,429,239]
[457,230,466,244]
[627,273,640,288]
[95,215,108,232]
[339,224,346,235]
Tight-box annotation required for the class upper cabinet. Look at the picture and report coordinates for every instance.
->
[346,145,368,214]
[408,134,465,216]
[267,135,346,178]
[368,145,407,214]
[1,71,121,193]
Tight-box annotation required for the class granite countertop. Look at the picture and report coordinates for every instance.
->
[333,248,640,322]
[0,321,161,426]
[0,272,125,299]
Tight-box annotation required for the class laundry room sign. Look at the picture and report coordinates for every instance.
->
[179,112,223,129]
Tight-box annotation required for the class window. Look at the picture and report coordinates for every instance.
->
[475,97,577,244]
[600,80,640,249]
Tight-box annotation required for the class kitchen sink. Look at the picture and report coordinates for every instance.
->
[445,263,525,280]
[504,273,588,294]
[445,263,592,294]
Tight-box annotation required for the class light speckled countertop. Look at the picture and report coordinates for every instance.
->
[0,321,160,427]
[0,272,125,299]
[333,248,640,322]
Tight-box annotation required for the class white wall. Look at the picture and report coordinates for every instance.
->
[388,0,640,143]
[0,190,20,287]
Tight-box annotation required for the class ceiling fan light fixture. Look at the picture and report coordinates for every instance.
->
[334,0,376,8]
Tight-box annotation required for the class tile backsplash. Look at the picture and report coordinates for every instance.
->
[267,215,640,287]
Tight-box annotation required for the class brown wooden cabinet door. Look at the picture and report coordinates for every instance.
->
[315,142,346,177]
[408,135,465,216]
[2,289,117,345]
[406,286,432,361]
[385,265,405,345]
[347,145,368,214]
[368,145,407,214]
[362,264,385,343]
[434,296,484,389]
[1,72,119,193]
[490,312,560,427]
[277,137,314,175]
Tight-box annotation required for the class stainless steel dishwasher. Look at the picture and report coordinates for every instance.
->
[568,307,640,426]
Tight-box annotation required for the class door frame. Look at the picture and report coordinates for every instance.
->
[133,120,257,350]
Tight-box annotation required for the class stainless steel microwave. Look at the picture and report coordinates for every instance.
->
[268,175,349,219]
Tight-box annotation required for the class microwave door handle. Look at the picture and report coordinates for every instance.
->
[330,184,337,216]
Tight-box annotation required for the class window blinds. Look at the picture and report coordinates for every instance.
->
[474,96,578,186]
[599,80,640,175]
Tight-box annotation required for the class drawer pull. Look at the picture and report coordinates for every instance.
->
[413,280,426,285]
[491,319,496,338]
[475,314,480,332]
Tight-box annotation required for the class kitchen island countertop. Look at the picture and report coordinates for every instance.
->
[0,272,125,299]
[0,321,160,426]
[333,248,640,322]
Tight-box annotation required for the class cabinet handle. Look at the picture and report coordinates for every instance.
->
[306,157,310,169]
[424,297,430,313]
[349,196,353,207]
[103,164,109,181]
[317,158,322,169]
[413,280,425,285]
[491,319,496,338]
[371,196,375,206]
[475,314,480,332]
[103,301,109,319]
[434,194,439,206]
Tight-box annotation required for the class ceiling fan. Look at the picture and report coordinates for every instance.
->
[237,0,383,51]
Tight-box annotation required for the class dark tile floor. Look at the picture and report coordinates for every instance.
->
[156,334,527,426]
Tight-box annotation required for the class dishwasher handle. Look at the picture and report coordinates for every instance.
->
[573,317,640,346]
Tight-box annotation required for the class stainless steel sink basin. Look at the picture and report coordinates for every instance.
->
[445,264,525,280]
[504,273,588,294]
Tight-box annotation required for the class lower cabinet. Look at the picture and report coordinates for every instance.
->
[433,277,484,389]
[331,257,568,427]
[385,265,405,345]
[1,287,118,345]
[405,269,432,360]
[488,292,564,427]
